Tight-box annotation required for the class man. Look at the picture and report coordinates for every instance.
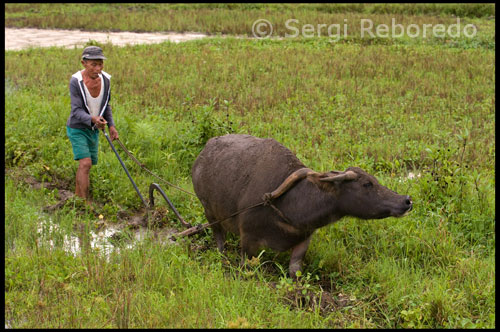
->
[66,46,119,201]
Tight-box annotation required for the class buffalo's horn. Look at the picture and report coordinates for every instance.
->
[319,170,358,182]
[267,168,316,200]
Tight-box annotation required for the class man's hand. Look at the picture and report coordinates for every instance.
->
[109,126,119,141]
[91,116,107,130]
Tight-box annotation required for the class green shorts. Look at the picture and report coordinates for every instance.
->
[66,126,99,165]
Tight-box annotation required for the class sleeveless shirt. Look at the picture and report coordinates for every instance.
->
[83,74,104,117]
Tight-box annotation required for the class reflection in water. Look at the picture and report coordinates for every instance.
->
[36,214,176,258]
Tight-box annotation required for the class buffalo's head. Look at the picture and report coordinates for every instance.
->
[317,167,412,219]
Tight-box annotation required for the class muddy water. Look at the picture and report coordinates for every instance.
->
[13,173,181,259]
[36,213,178,259]
[5,27,208,50]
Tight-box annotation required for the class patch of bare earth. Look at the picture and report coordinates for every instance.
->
[268,280,354,316]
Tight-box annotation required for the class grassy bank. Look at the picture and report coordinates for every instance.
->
[4,4,495,329]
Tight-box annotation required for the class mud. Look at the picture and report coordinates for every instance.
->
[15,170,183,257]
[268,280,354,316]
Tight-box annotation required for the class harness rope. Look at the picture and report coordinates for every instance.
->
[115,138,196,197]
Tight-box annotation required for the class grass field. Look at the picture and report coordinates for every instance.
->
[4,3,495,328]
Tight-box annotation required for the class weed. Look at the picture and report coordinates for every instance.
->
[400,303,430,328]
[276,270,322,310]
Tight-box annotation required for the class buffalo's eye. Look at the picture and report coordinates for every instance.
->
[363,182,373,188]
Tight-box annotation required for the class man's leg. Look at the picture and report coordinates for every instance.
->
[75,157,92,199]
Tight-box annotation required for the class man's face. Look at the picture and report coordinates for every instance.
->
[81,59,104,79]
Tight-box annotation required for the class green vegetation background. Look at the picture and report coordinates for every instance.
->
[5,3,495,328]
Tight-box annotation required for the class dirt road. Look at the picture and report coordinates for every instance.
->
[5,27,208,50]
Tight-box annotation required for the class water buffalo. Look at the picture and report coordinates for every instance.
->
[191,134,412,277]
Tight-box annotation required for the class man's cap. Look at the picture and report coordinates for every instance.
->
[82,46,107,60]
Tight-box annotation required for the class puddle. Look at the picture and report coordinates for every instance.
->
[36,213,177,259]
[12,172,181,258]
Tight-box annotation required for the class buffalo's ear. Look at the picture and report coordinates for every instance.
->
[319,170,358,182]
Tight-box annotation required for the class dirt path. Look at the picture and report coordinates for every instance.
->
[5,27,208,50]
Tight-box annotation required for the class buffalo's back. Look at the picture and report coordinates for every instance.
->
[192,134,305,222]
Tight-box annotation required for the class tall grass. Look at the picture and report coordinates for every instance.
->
[4,4,495,329]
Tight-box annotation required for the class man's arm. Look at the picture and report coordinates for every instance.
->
[69,78,93,127]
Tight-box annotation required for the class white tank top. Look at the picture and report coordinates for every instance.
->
[83,74,104,117]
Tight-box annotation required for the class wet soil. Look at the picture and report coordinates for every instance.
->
[10,168,182,245]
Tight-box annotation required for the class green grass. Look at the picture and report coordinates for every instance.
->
[4,4,495,329]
